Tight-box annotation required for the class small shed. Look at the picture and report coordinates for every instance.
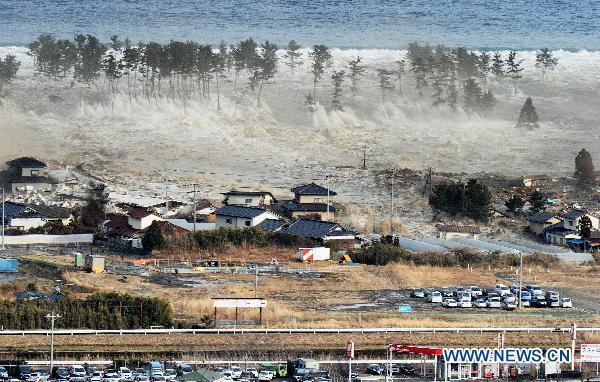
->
[85,255,105,273]
[0,258,18,272]
[73,252,84,268]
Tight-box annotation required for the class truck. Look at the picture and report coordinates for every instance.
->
[296,247,330,262]
[148,362,164,377]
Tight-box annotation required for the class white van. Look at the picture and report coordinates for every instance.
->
[428,291,443,303]
[457,291,472,302]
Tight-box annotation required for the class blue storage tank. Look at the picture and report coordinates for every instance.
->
[0,258,18,272]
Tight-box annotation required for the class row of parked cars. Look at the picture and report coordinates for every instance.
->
[0,364,194,382]
[410,283,573,311]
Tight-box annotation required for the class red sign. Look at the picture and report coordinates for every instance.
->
[389,344,443,356]
[347,341,355,359]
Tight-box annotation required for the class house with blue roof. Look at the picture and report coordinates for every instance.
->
[562,209,599,231]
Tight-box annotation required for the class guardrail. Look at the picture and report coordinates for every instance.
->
[0,326,598,336]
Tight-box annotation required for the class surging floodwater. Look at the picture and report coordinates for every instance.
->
[0,0,599,50]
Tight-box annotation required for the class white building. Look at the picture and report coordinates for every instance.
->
[127,208,163,230]
[222,191,276,207]
[562,209,599,230]
[214,205,281,229]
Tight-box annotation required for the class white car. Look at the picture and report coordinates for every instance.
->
[561,298,573,308]
[459,300,472,308]
[244,368,258,378]
[0,367,9,379]
[495,284,510,296]
[467,286,483,297]
[90,371,104,382]
[502,300,517,310]
[443,299,458,308]
[503,293,516,303]
[71,366,87,378]
[163,370,177,381]
[229,367,242,379]
[428,291,443,303]
[120,368,133,379]
[486,297,501,308]
[258,371,273,381]
[473,299,487,308]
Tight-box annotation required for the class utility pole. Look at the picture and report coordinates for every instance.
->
[46,312,61,375]
[164,179,169,217]
[192,184,197,234]
[254,264,258,298]
[518,251,523,310]
[389,168,395,218]
[325,174,331,221]
[362,145,367,169]
[1,188,5,250]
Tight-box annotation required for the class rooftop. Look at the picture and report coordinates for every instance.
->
[291,182,337,196]
[564,209,587,219]
[256,219,287,232]
[282,218,345,240]
[527,212,556,224]
[6,157,47,169]
[128,208,156,219]
[214,205,272,219]
[435,224,481,234]
[280,200,337,213]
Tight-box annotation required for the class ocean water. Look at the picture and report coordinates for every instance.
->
[0,0,598,50]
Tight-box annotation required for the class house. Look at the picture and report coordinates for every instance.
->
[544,222,579,246]
[1,201,71,231]
[127,208,163,230]
[214,205,281,229]
[282,218,356,247]
[165,219,216,232]
[436,224,481,240]
[527,212,562,235]
[281,182,337,221]
[6,157,48,177]
[222,191,276,207]
[562,209,599,231]
[29,205,73,226]
[256,218,287,232]
[6,157,55,194]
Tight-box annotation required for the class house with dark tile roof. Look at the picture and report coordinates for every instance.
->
[282,182,337,221]
[214,205,281,229]
[544,222,579,246]
[436,224,481,240]
[256,218,287,232]
[527,212,561,235]
[127,208,163,230]
[562,209,599,231]
[282,218,356,247]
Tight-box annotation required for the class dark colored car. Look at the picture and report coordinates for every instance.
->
[16,365,34,380]
[399,364,415,375]
[366,364,383,375]
[531,296,547,308]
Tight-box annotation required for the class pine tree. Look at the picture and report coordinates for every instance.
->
[491,52,504,79]
[528,190,546,213]
[348,56,366,95]
[477,51,491,88]
[376,69,394,104]
[142,221,166,251]
[395,59,406,96]
[516,97,539,129]
[505,194,525,212]
[578,216,592,251]
[250,41,278,107]
[0,55,20,85]
[283,40,303,80]
[308,44,332,103]
[535,48,558,81]
[505,50,524,94]
[330,70,345,110]
[574,148,595,189]
[462,79,482,113]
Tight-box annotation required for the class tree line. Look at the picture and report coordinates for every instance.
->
[8,33,560,113]
[0,292,174,330]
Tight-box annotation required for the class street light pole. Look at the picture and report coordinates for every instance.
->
[46,312,61,375]
[325,174,331,221]
[389,168,395,218]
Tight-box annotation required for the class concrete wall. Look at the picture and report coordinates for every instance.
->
[10,217,46,231]
[215,212,280,229]
[2,234,93,245]
[225,194,273,206]
[21,167,48,177]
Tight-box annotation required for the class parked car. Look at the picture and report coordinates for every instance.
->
[132,369,146,379]
[0,367,8,379]
[103,370,120,382]
[54,368,70,380]
[119,368,133,380]
[440,287,453,297]
[442,299,458,308]
[561,298,573,308]
[135,376,149,382]
[385,365,399,375]
[164,370,177,382]
[410,288,425,298]
[457,291,472,302]
[483,287,496,297]
[16,365,35,380]
[424,288,436,297]
[151,376,166,382]
[531,296,547,308]
[366,364,383,376]
[527,284,544,296]
[495,284,510,296]
[503,293,516,303]
[71,366,87,378]
[545,291,559,300]
[89,371,104,382]
[458,300,472,308]
[258,371,273,381]
[520,291,532,301]
[35,370,50,382]
[548,297,561,308]
[428,291,443,303]
[502,300,517,310]
[399,364,415,375]
[473,299,487,308]
[467,286,482,297]
[520,298,531,307]
[454,287,466,297]
[243,368,258,379]
[486,297,501,308]
[176,365,192,377]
